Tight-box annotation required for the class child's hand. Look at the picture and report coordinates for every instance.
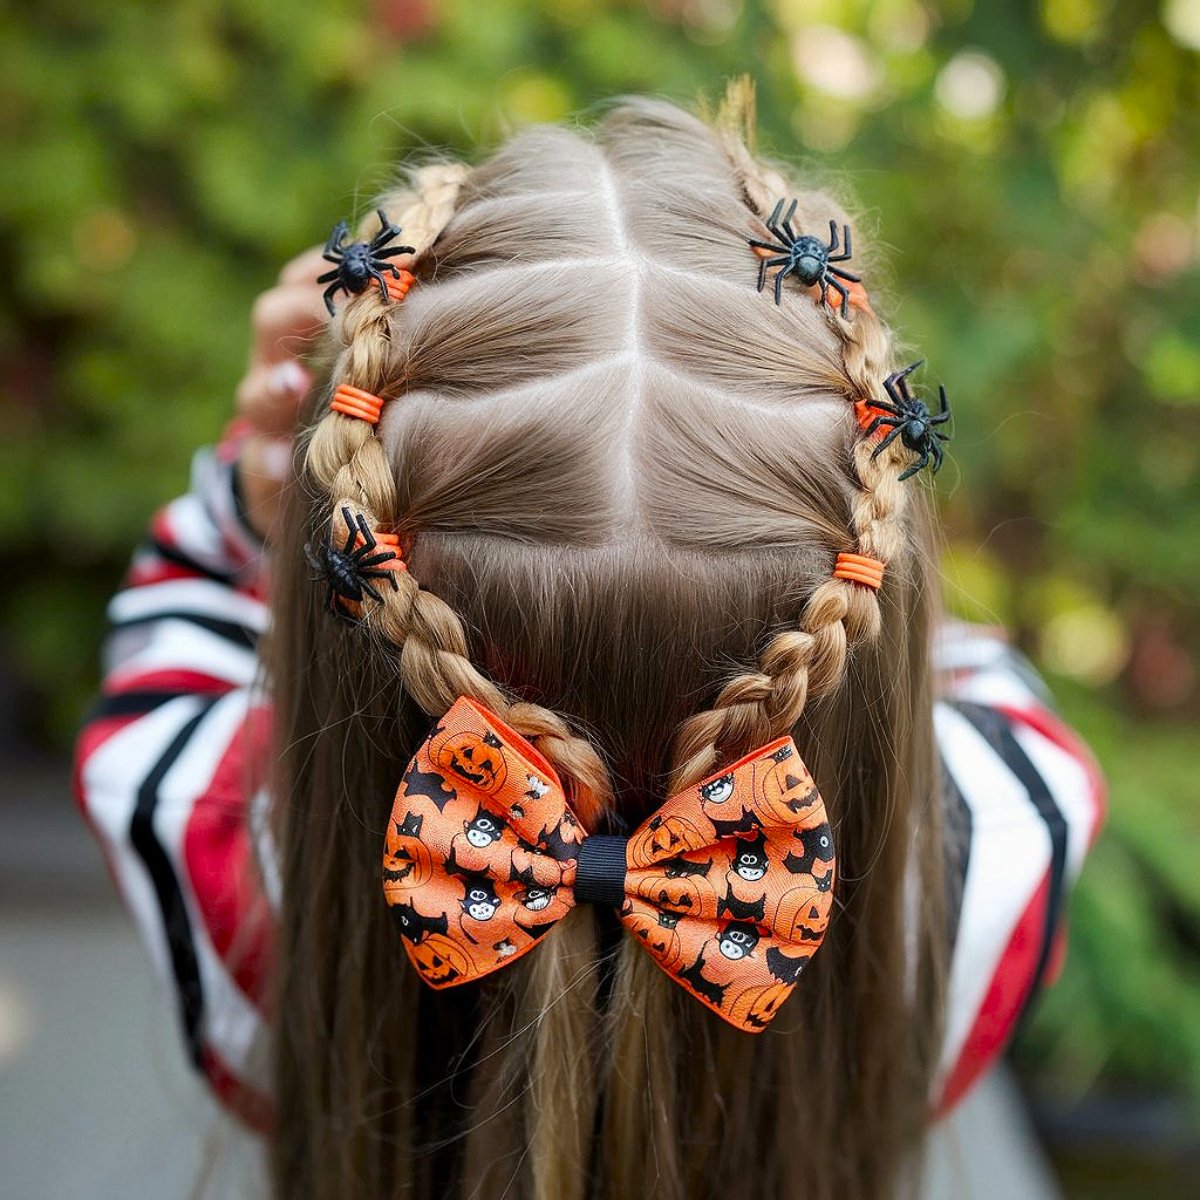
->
[235,246,330,540]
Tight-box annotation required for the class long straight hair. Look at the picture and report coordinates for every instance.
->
[270,91,946,1200]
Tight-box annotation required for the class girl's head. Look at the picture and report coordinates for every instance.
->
[273,90,945,1200]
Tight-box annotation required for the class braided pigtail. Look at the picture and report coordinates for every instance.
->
[665,91,913,795]
[303,164,612,827]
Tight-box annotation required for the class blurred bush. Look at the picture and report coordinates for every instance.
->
[0,0,1197,1109]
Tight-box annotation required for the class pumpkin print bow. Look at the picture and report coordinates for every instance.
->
[382,697,836,1032]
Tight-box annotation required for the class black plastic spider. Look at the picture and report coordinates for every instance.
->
[749,200,861,316]
[305,506,399,621]
[863,361,952,481]
[317,209,415,316]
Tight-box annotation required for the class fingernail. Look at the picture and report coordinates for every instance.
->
[259,438,293,480]
[269,360,309,398]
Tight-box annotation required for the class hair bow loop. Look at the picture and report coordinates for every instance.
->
[383,697,835,1032]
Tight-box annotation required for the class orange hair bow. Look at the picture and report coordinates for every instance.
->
[382,698,836,1032]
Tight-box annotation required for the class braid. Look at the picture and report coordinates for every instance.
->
[669,99,913,793]
[380,162,471,256]
[303,161,611,830]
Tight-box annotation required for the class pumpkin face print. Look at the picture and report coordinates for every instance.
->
[775,887,831,945]
[759,744,821,824]
[628,813,709,867]
[411,932,471,985]
[635,870,709,917]
[434,729,508,794]
[383,812,434,894]
[728,980,792,1029]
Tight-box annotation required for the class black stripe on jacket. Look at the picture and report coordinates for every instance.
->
[111,610,258,651]
[951,700,1069,1020]
[128,698,219,1067]
[938,746,974,957]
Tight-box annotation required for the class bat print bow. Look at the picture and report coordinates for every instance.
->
[382,697,836,1032]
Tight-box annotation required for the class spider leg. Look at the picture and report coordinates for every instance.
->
[359,577,386,606]
[352,512,378,553]
[930,440,944,473]
[827,264,862,282]
[928,385,951,423]
[325,221,349,256]
[826,219,839,253]
[781,199,799,241]
[360,566,400,592]
[757,255,791,293]
[823,224,854,263]
[774,261,796,305]
[825,275,850,319]
[369,209,400,249]
[364,265,393,302]
[862,414,902,438]
[357,553,398,572]
[317,268,341,284]
[871,423,905,459]
[898,449,930,482]
[339,508,359,555]
[765,200,792,245]
[749,238,788,253]
[375,245,416,260]
[864,397,904,417]
[885,361,924,407]
[322,282,342,317]
[378,260,402,278]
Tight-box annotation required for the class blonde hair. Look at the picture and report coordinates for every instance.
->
[272,87,945,1200]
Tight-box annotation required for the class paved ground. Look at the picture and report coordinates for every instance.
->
[1,759,1061,1198]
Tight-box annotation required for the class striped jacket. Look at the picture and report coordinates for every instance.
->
[73,444,1106,1130]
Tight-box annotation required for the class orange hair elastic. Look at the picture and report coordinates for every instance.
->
[383,268,415,304]
[363,529,408,571]
[807,278,873,316]
[853,397,886,434]
[330,384,385,425]
[833,552,885,590]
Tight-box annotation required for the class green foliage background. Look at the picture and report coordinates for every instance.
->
[2,0,1198,1117]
